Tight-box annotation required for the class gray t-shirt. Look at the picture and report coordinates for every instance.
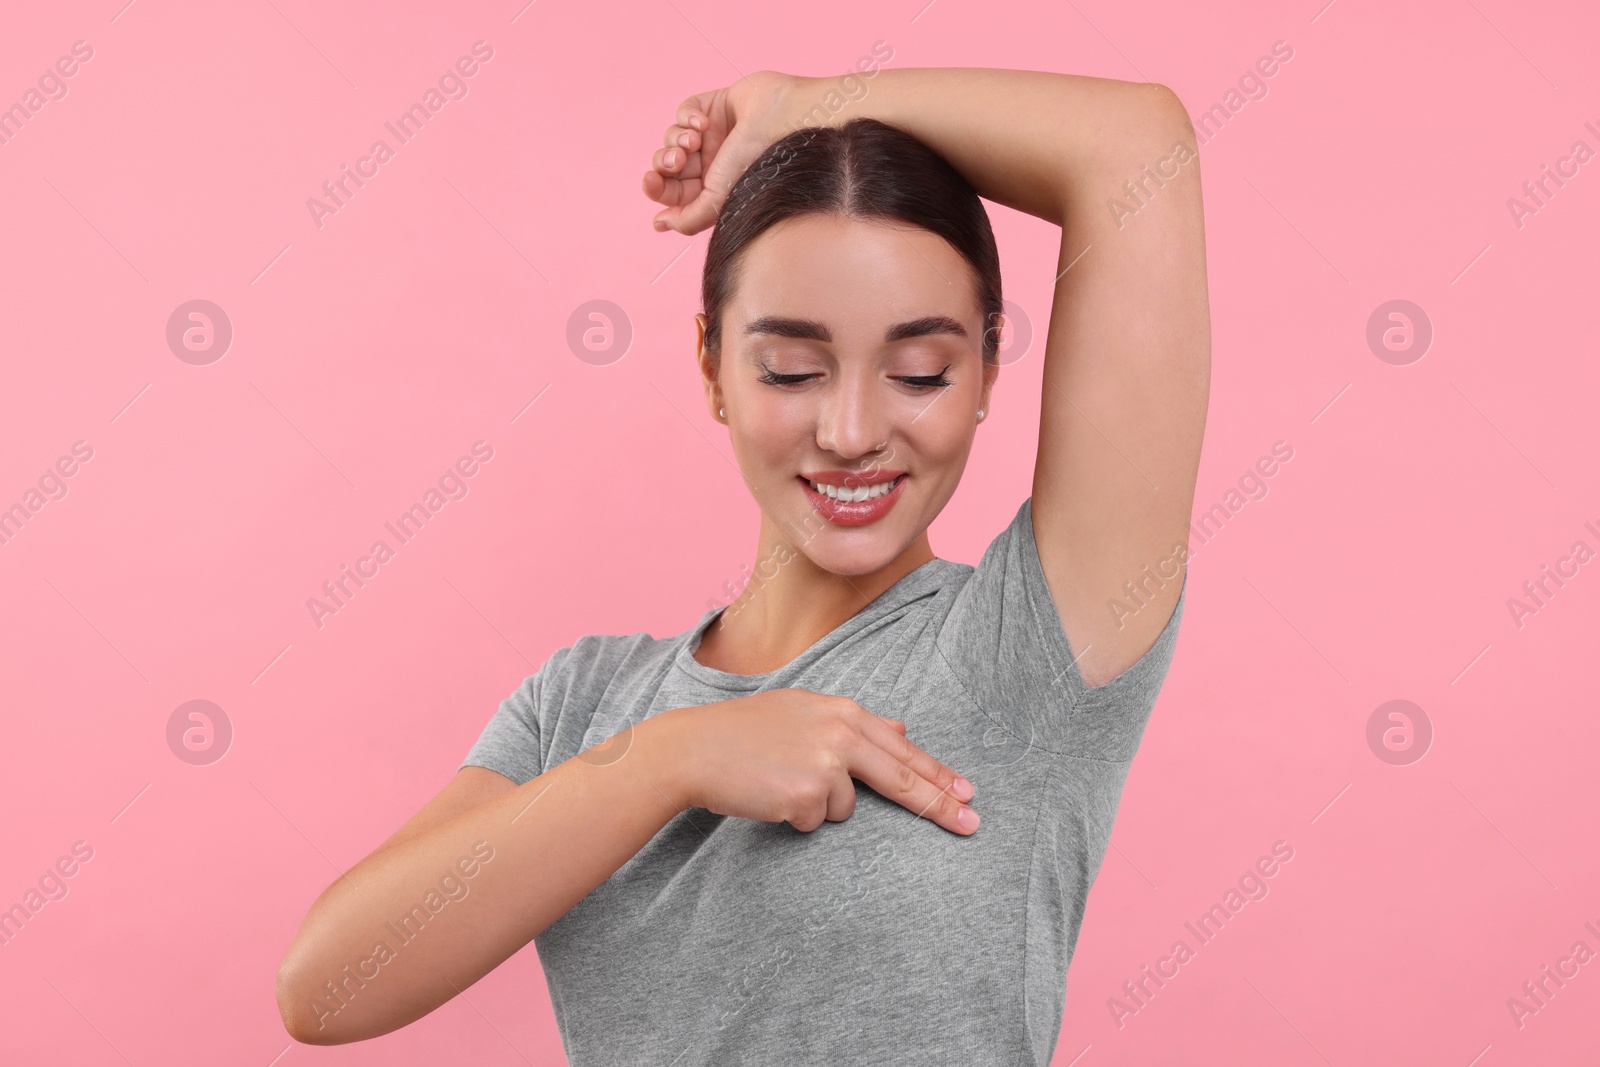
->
[461,496,1185,1066]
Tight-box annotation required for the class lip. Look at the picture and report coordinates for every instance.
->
[797,472,907,527]
[799,468,905,487]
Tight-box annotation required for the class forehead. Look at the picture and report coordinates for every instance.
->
[728,213,980,330]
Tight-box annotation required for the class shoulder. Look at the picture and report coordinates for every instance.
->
[527,626,691,771]
[931,497,1186,755]
[540,629,672,694]
[533,613,717,707]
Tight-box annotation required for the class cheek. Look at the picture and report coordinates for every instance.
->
[909,409,976,466]
[728,395,811,472]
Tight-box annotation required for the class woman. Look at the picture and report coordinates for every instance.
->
[276,67,1210,1063]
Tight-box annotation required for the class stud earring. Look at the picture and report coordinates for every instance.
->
[719,407,726,419]
[977,409,986,422]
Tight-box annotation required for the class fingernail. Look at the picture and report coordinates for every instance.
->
[957,806,979,831]
[953,775,973,801]
[666,149,677,166]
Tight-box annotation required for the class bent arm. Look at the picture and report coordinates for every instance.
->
[783,67,1179,231]
[274,720,686,1045]
[788,68,1209,685]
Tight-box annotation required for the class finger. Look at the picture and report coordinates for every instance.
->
[673,150,704,180]
[653,198,702,235]
[641,168,665,202]
[675,96,712,132]
[648,175,704,227]
[661,124,701,151]
[641,169,675,207]
[785,779,839,833]
[650,145,683,174]
[668,181,727,235]
[650,145,705,181]
[651,199,691,232]
[824,775,856,824]
[860,715,973,802]
[849,741,979,835]
[643,160,701,204]
[786,812,823,833]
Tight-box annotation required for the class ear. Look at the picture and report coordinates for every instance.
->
[979,358,1000,419]
[696,313,723,421]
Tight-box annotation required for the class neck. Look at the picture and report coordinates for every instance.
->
[702,514,936,674]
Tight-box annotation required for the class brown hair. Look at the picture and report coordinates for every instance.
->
[700,117,1003,369]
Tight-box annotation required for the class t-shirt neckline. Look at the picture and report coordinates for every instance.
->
[673,556,962,691]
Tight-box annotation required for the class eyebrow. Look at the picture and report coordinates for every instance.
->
[742,315,968,344]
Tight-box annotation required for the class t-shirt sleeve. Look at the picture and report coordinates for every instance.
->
[934,496,1186,761]
[459,647,571,786]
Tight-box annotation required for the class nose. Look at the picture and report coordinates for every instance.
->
[814,371,892,461]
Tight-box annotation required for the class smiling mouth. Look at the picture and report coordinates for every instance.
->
[800,473,905,502]
[796,473,908,527]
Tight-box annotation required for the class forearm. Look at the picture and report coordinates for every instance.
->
[784,67,1188,227]
[276,718,687,1044]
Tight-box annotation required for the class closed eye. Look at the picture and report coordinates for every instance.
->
[757,364,954,389]
[899,367,953,389]
[756,368,819,387]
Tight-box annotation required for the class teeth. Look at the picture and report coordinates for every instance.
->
[809,475,900,502]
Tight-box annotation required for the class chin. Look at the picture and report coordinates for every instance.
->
[782,514,909,577]
[758,471,937,577]
[803,543,900,579]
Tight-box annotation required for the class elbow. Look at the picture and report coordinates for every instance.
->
[1141,83,1196,140]
[276,952,351,1046]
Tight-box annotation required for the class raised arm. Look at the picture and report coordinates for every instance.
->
[648,68,1210,686]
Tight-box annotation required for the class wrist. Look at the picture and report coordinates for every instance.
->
[634,707,702,812]
[775,73,845,133]
[736,70,818,142]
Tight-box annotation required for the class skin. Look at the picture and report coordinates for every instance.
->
[274,67,1209,1045]
[649,70,1209,691]
[689,212,999,675]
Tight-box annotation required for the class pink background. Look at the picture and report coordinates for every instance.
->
[2,0,1597,1063]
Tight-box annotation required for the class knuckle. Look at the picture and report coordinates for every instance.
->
[817,691,855,713]
[794,779,828,810]
[821,718,856,751]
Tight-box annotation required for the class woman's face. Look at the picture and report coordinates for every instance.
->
[699,212,998,577]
